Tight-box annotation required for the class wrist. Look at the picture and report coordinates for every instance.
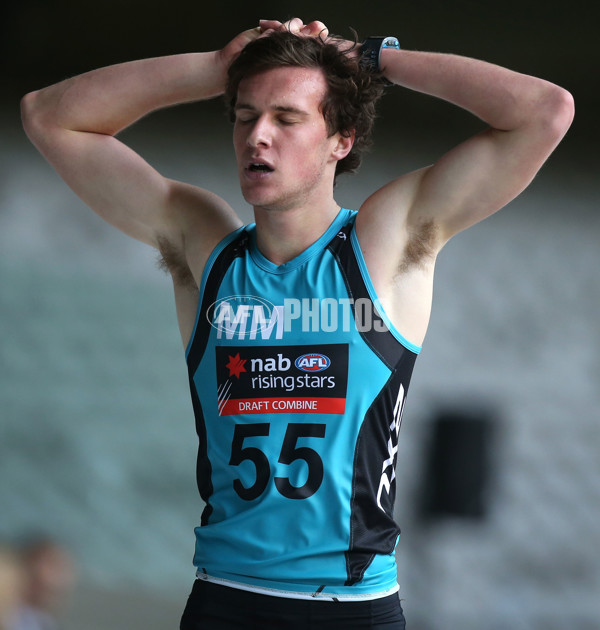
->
[193,50,229,98]
[360,36,400,85]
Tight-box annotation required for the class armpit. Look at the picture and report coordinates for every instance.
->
[157,236,197,290]
[399,219,438,272]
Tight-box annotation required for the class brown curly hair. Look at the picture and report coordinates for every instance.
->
[225,31,385,182]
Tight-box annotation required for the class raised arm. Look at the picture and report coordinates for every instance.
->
[350,41,574,347]
[358,46,574,255]
[20,27,264,250]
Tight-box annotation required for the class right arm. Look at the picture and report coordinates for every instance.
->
[20,27,265,255]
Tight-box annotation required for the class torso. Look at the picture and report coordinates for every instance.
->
[183,208,421,598]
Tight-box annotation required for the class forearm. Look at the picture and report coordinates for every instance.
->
[22,51,227,137]
[380,48,572,131]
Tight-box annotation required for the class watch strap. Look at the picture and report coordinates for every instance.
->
[360,36,400,85]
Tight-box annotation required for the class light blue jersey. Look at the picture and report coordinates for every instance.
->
[185,208,420,600]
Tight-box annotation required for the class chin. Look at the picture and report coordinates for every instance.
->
[242,191,267,208]
[241,188,280,210]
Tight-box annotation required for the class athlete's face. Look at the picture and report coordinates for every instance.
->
[233,66,348,212]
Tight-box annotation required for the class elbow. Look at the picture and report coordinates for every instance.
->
[21,89,59,143]
[549,86,575,132]
[538,85,575,141]
[21,90,44,139]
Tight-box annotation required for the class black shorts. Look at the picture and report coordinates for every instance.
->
[180,580,406,629]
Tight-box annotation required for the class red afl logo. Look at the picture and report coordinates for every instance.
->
[295,353,331,372]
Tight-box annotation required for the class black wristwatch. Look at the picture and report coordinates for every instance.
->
[360,36,400,85]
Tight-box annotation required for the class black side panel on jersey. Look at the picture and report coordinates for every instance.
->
[327,221,418,586]
[344,362,415,585]
[186,230,249,526]
[326,222,408,370]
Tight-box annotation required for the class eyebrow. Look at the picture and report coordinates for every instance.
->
[234,103,309,116]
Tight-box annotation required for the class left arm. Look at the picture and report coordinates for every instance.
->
[358,48,574,253]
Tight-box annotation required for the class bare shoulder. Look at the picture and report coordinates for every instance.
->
[354,167,441,348]
[355,167,441,280]
[158,180,243,290]
[157,180,244,348]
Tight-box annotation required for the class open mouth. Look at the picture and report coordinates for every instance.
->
[248,162,274,173]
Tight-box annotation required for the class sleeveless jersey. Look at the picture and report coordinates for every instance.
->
[185,208,421,601]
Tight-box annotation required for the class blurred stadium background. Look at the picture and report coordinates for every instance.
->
[1,1,598,628]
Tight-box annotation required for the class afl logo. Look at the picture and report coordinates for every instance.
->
[295,353,331,373]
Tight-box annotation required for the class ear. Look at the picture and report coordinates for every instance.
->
[331,130,355,162]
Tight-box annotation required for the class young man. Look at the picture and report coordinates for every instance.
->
[21,17,573,629]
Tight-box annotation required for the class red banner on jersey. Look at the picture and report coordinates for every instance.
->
[219,397,346,416]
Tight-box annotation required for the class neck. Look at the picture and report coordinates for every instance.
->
[253,200,341,266]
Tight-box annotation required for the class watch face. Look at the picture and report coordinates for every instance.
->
[382,37,400,49]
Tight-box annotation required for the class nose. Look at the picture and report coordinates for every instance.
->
[246,116,272,149]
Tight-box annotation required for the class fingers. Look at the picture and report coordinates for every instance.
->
[272,18,329,40]
[301,21,329,39]
[258,19,282,33]
[280,17,305,34]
